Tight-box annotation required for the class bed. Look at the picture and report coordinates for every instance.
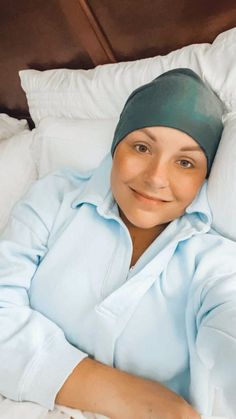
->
[1,1,236,418]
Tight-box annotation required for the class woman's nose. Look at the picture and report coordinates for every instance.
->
[143,159,170,188]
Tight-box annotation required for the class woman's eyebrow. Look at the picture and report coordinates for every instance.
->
[179,146,203,152]
[140,128,157,142]
[140,129,203,152]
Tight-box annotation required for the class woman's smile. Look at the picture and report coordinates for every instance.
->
[130,187,171,204]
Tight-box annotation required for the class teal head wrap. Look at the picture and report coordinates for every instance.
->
[111,68,224,176]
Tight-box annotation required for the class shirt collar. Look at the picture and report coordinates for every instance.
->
[185,180,212,226]
[71,153,114,214]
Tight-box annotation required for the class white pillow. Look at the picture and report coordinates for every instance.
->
[32,117,118,177]
[0,113,29,141]
[208,113,236,240]
[19,27,236,126]
[0,129,38,233]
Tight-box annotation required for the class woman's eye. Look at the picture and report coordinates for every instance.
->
[134,144,150,153]
[178,159,194,168]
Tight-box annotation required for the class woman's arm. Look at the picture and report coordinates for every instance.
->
[0,174,88,409]
[193,270,236,418]
[56,357,200,419]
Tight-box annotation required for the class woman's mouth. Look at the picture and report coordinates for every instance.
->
[130,188,169,203]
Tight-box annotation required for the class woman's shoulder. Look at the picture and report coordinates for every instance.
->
[40,166,93,190]
[22,167,93,205]
[178,228,236,286]
[193,227,235,261]
[183,229,236,299]
[194,227,236,255]
[8,167,94,235]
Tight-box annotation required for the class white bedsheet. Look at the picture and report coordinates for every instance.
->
[0,394,109,419]
[0,395,227,419]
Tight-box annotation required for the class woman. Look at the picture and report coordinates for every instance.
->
[0,68,236,419]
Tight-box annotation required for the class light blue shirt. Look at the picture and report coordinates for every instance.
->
[0,153,236,417]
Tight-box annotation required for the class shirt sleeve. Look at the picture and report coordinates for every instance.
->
[195,271,236,418]
[0,174,88,410]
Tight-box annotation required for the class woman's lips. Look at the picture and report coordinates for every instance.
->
[131,188,170,203]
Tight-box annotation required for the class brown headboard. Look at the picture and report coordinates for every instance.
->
[1,0,236,124]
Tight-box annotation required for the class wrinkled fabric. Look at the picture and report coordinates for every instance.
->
[0,153,236,418]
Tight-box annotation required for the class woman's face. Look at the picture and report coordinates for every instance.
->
[111,126,207,230]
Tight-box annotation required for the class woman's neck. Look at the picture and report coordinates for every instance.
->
[119,210,168,266]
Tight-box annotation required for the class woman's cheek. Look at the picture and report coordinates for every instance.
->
[117,160,137,180]
[126,155,146,176]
